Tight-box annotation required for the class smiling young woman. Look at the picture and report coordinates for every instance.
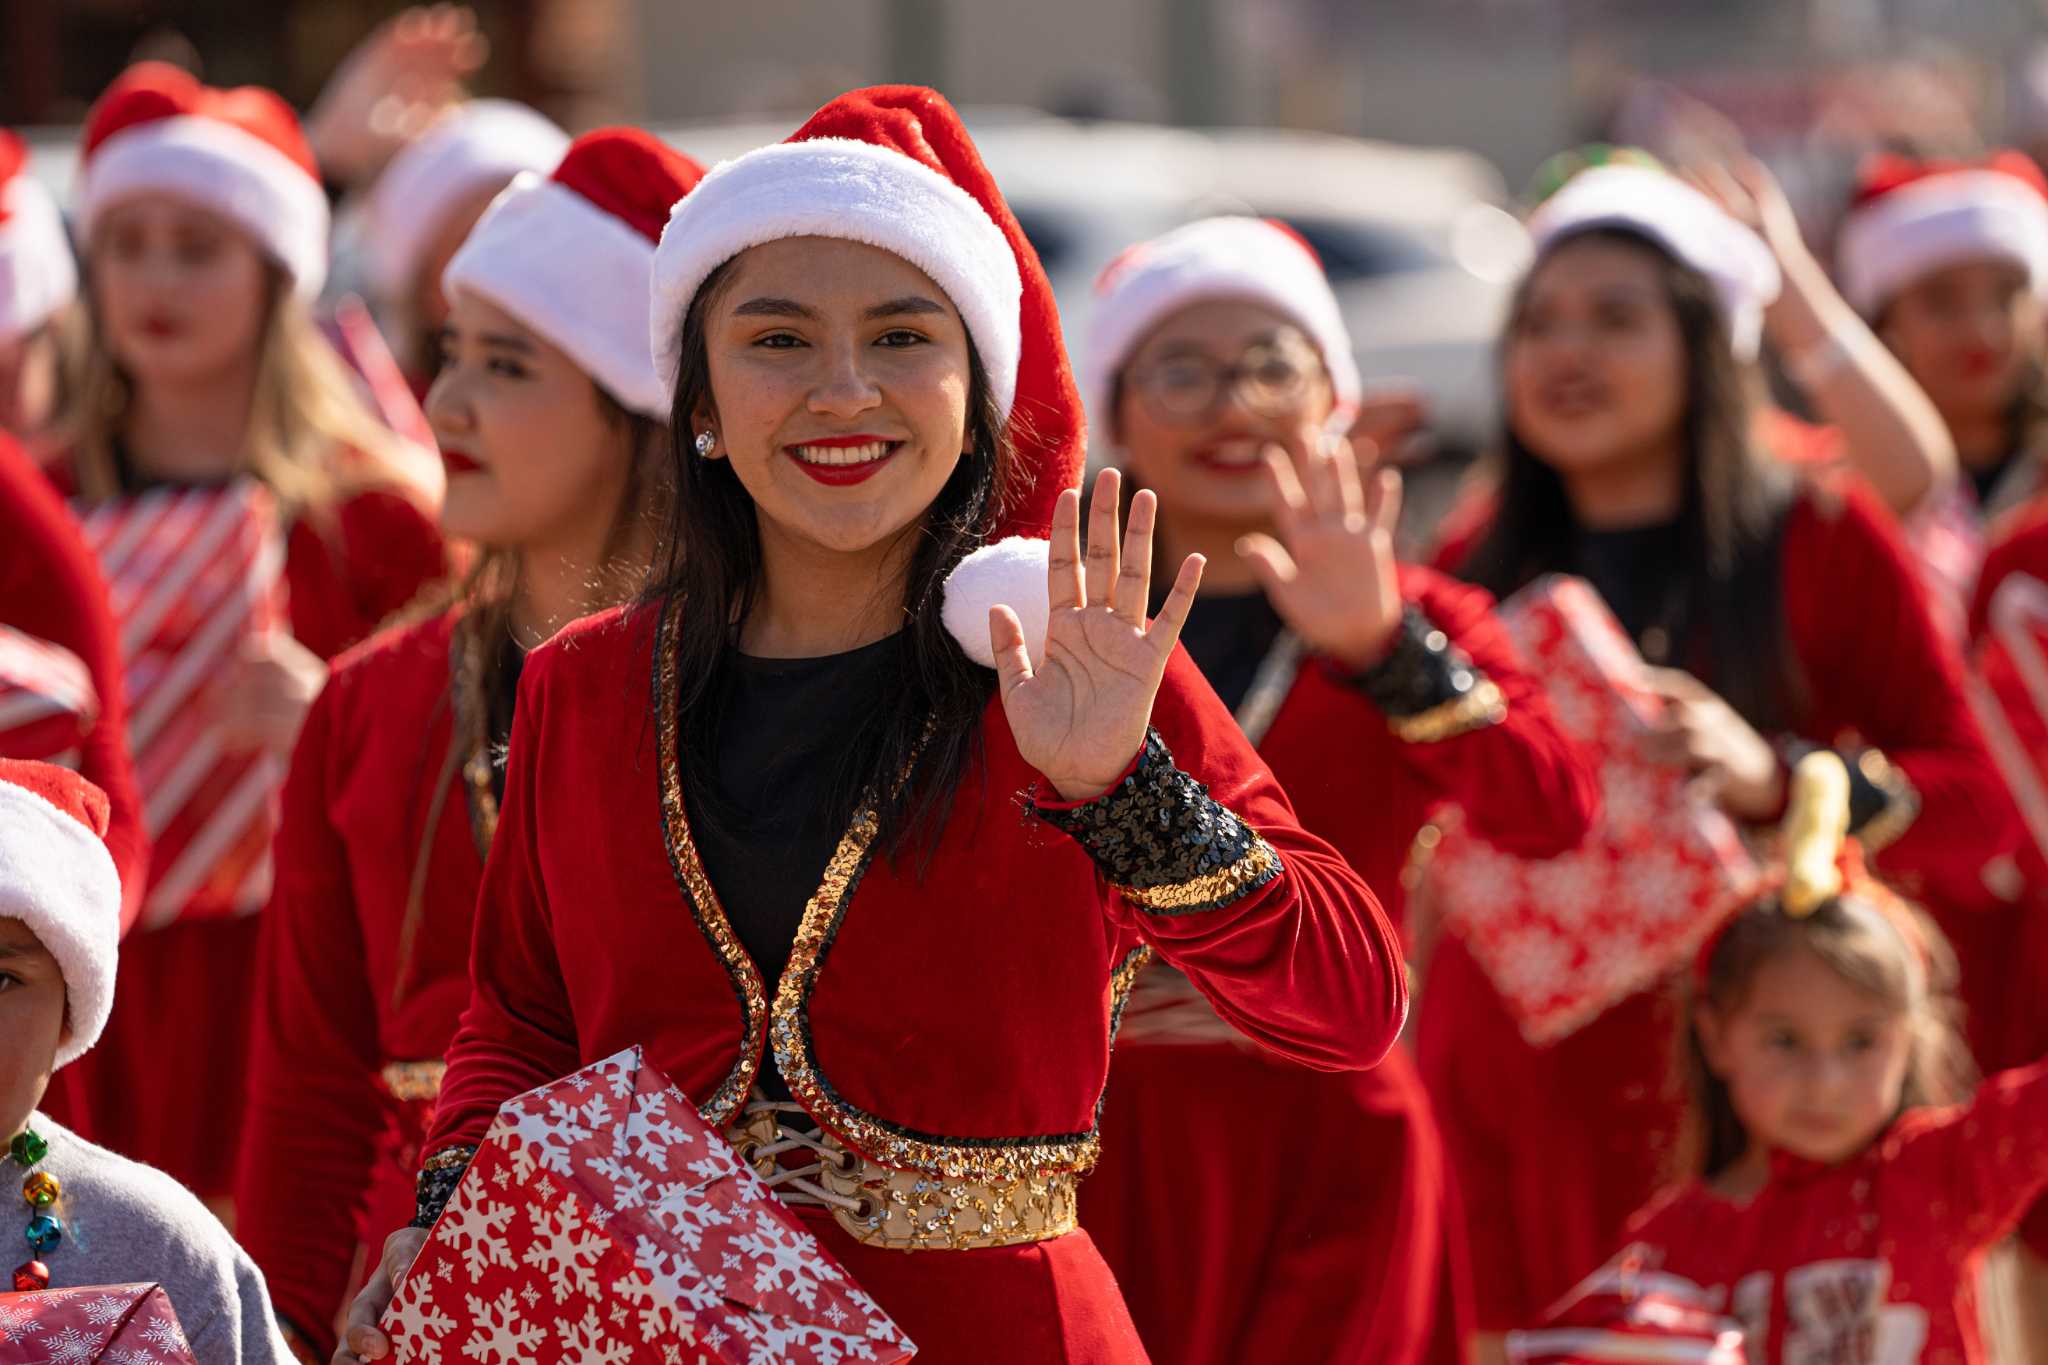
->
[42,62,448,1211]
[336,87,1406,1365]
[233,128,697,1362]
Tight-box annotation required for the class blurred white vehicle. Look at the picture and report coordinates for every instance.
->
[655,112,1531,459]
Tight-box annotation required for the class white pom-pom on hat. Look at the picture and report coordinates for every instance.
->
[941,537,1051,668]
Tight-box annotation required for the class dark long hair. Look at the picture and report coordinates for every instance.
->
[1683,890,1971,1179]
[1462,227,1803,732]
[647,258,1012,857]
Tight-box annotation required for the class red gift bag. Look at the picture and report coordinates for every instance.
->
[72,481,286,930]
[0,1283,198,1362]
[1507,1259,1747,1365]
[384,1047,915,1365]
[1419,576,1758,1044]
[1966,572,2048,866]
[0,626,97,766]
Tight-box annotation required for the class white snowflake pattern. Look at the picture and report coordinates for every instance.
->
[103,1349,159,1365]
[586,1153,658,1213]
[500,1092,607,1182]
[459,1289,546,1365]
[139,1316,187,1355]
[616,1234,724,1340]
[444,1195,519,1280]
[30,1325,102,1365]
[384,1279,458,1365]
[732,1206,831,1311]
[623,1090,697,1174]
[0,1297,47,1344]
[551,1305,634,1365]
[520,1197,609,1303]
[80,1295,132,1329]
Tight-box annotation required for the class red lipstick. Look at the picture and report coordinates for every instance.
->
[440,447,484,475]
[784,435,900,487]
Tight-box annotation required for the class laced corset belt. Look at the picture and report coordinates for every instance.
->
[1114,961,1253,1046]
[726,1098,1079,1252]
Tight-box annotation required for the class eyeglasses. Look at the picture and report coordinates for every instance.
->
[1126,339,1325,425]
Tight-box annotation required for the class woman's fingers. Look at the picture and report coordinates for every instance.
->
[1047,488,1085,610]
[1149,554,1206,656]
[1115,488,1157,627]
[1364,465,1402,538]
[988,606,1034,700]
[1326,436,1367,525]
[1085,468,1122,608]
[1236,533,1298,594]
[1260,448,1311,535]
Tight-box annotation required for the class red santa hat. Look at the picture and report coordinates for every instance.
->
[0,760,121,1070]
[1835,152,2048,317]
[445,128,704,418]
[1526,163,1781,360]
[0,131,77,345]
[76,62,329,300]
[647,86,1085,668]
[366,99,569,302]
[1083,216,1363,435]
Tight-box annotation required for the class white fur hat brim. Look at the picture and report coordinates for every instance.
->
[942,536,1051,668]
[0,783,120,1069]
[650,138,1022,417]
[79,113,330,300]
[445,173,668,417]
[0,174,77,344]
[1085,216,1362,434]
[1837,170,2048,317]
[367,100,569,301]
[1527,165,1781,361]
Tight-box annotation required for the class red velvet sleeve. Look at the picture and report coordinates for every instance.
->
[1383,565,1599,856]
[1969,502,2048,643]
[286,489,448,661]
[1040,648,1409,1072]
[421,652,580,1155]
[1894,1058,2048,1246]
[236,670,386,1353]
[1783,485,2021,908]
[0,439,148,929]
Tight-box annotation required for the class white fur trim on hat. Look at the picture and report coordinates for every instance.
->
[0,783,120,1069]
[0,174,77,344]
[941,536,1050,668]
[1527,164,1781,360]
[1837,170,2048,317]
[445,173,667,417]
[650,138,1022,416]
[79,114,330,299]
[1085,216,1362,433]
[367,100,569,301]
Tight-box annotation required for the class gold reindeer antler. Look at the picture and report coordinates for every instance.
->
[1782,751,1851,918]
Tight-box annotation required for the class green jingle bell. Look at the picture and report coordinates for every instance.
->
[8,1131,47,1168]
[24,1213,60,1255]
[12,1258,48,1291]
[21,1172,58,1208]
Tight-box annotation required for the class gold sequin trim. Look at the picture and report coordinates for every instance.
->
[654,599,769,1128]
[1855,747,1921,854]
[422,1144,477,1172]
[1388,678,1507,745]
[379,1059,447,1103]
[1113,840,1284,914]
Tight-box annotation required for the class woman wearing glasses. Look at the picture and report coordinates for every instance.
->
[1077,217,1597,1365]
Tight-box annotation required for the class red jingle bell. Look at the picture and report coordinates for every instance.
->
[12,1257,49,1290]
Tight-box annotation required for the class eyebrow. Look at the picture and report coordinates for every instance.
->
[434,327,535,353]
[864,296,948,320]
[729,296,950,321]
[733,296,819,320]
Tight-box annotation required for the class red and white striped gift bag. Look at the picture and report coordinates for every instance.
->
[1967,573,2048,868]
[1508,1260,1749,1365]
[0,625,98,767]
[74,481,286,929]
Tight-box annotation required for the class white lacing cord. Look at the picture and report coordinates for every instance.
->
[739,1099,867,1214]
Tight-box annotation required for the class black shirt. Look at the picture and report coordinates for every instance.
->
[1571,520,1686,661]
[1172,591,1286,715]
[684,632,906,1098]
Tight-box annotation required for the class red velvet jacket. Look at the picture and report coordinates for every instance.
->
[1,438,147,927]
[424,600,1408,1177]
[1264,564,1598,931]
[1969,495,2048,642]
[1614,1059,2048,1364]
[239,608,481,1350]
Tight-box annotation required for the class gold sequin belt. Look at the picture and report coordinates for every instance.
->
[378,1059,447,1103]
[727,1100,1078,1252]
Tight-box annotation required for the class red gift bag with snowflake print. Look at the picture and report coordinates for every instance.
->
[0,1283,198,1363]
[1418,575,1758,1044]
[382,1047,915,1365]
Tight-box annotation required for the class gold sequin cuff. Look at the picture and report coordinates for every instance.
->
[1036,730,1284,917]
[1388,679,1508,744]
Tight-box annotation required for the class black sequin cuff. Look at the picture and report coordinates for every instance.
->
[1349,606,1505,742]
[411,1144,478,1229]
[1777,742,1921,852]
[1036,730,1283,915]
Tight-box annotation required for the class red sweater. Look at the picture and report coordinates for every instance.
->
[0,437,147,927]
[1265,564,1599,928]
[238,608,480,1352]
[1616,1060,2048,1363]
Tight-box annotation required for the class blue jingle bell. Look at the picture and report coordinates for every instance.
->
[24,1213,61,1255]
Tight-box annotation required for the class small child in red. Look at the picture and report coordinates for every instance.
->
[1519,755,2048,1364]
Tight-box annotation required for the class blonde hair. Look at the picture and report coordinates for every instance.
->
[62,264,427,514]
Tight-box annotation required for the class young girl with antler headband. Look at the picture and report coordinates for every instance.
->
[1520,754,2048,1364]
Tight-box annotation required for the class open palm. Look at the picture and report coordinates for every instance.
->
[990,468,1203,802]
